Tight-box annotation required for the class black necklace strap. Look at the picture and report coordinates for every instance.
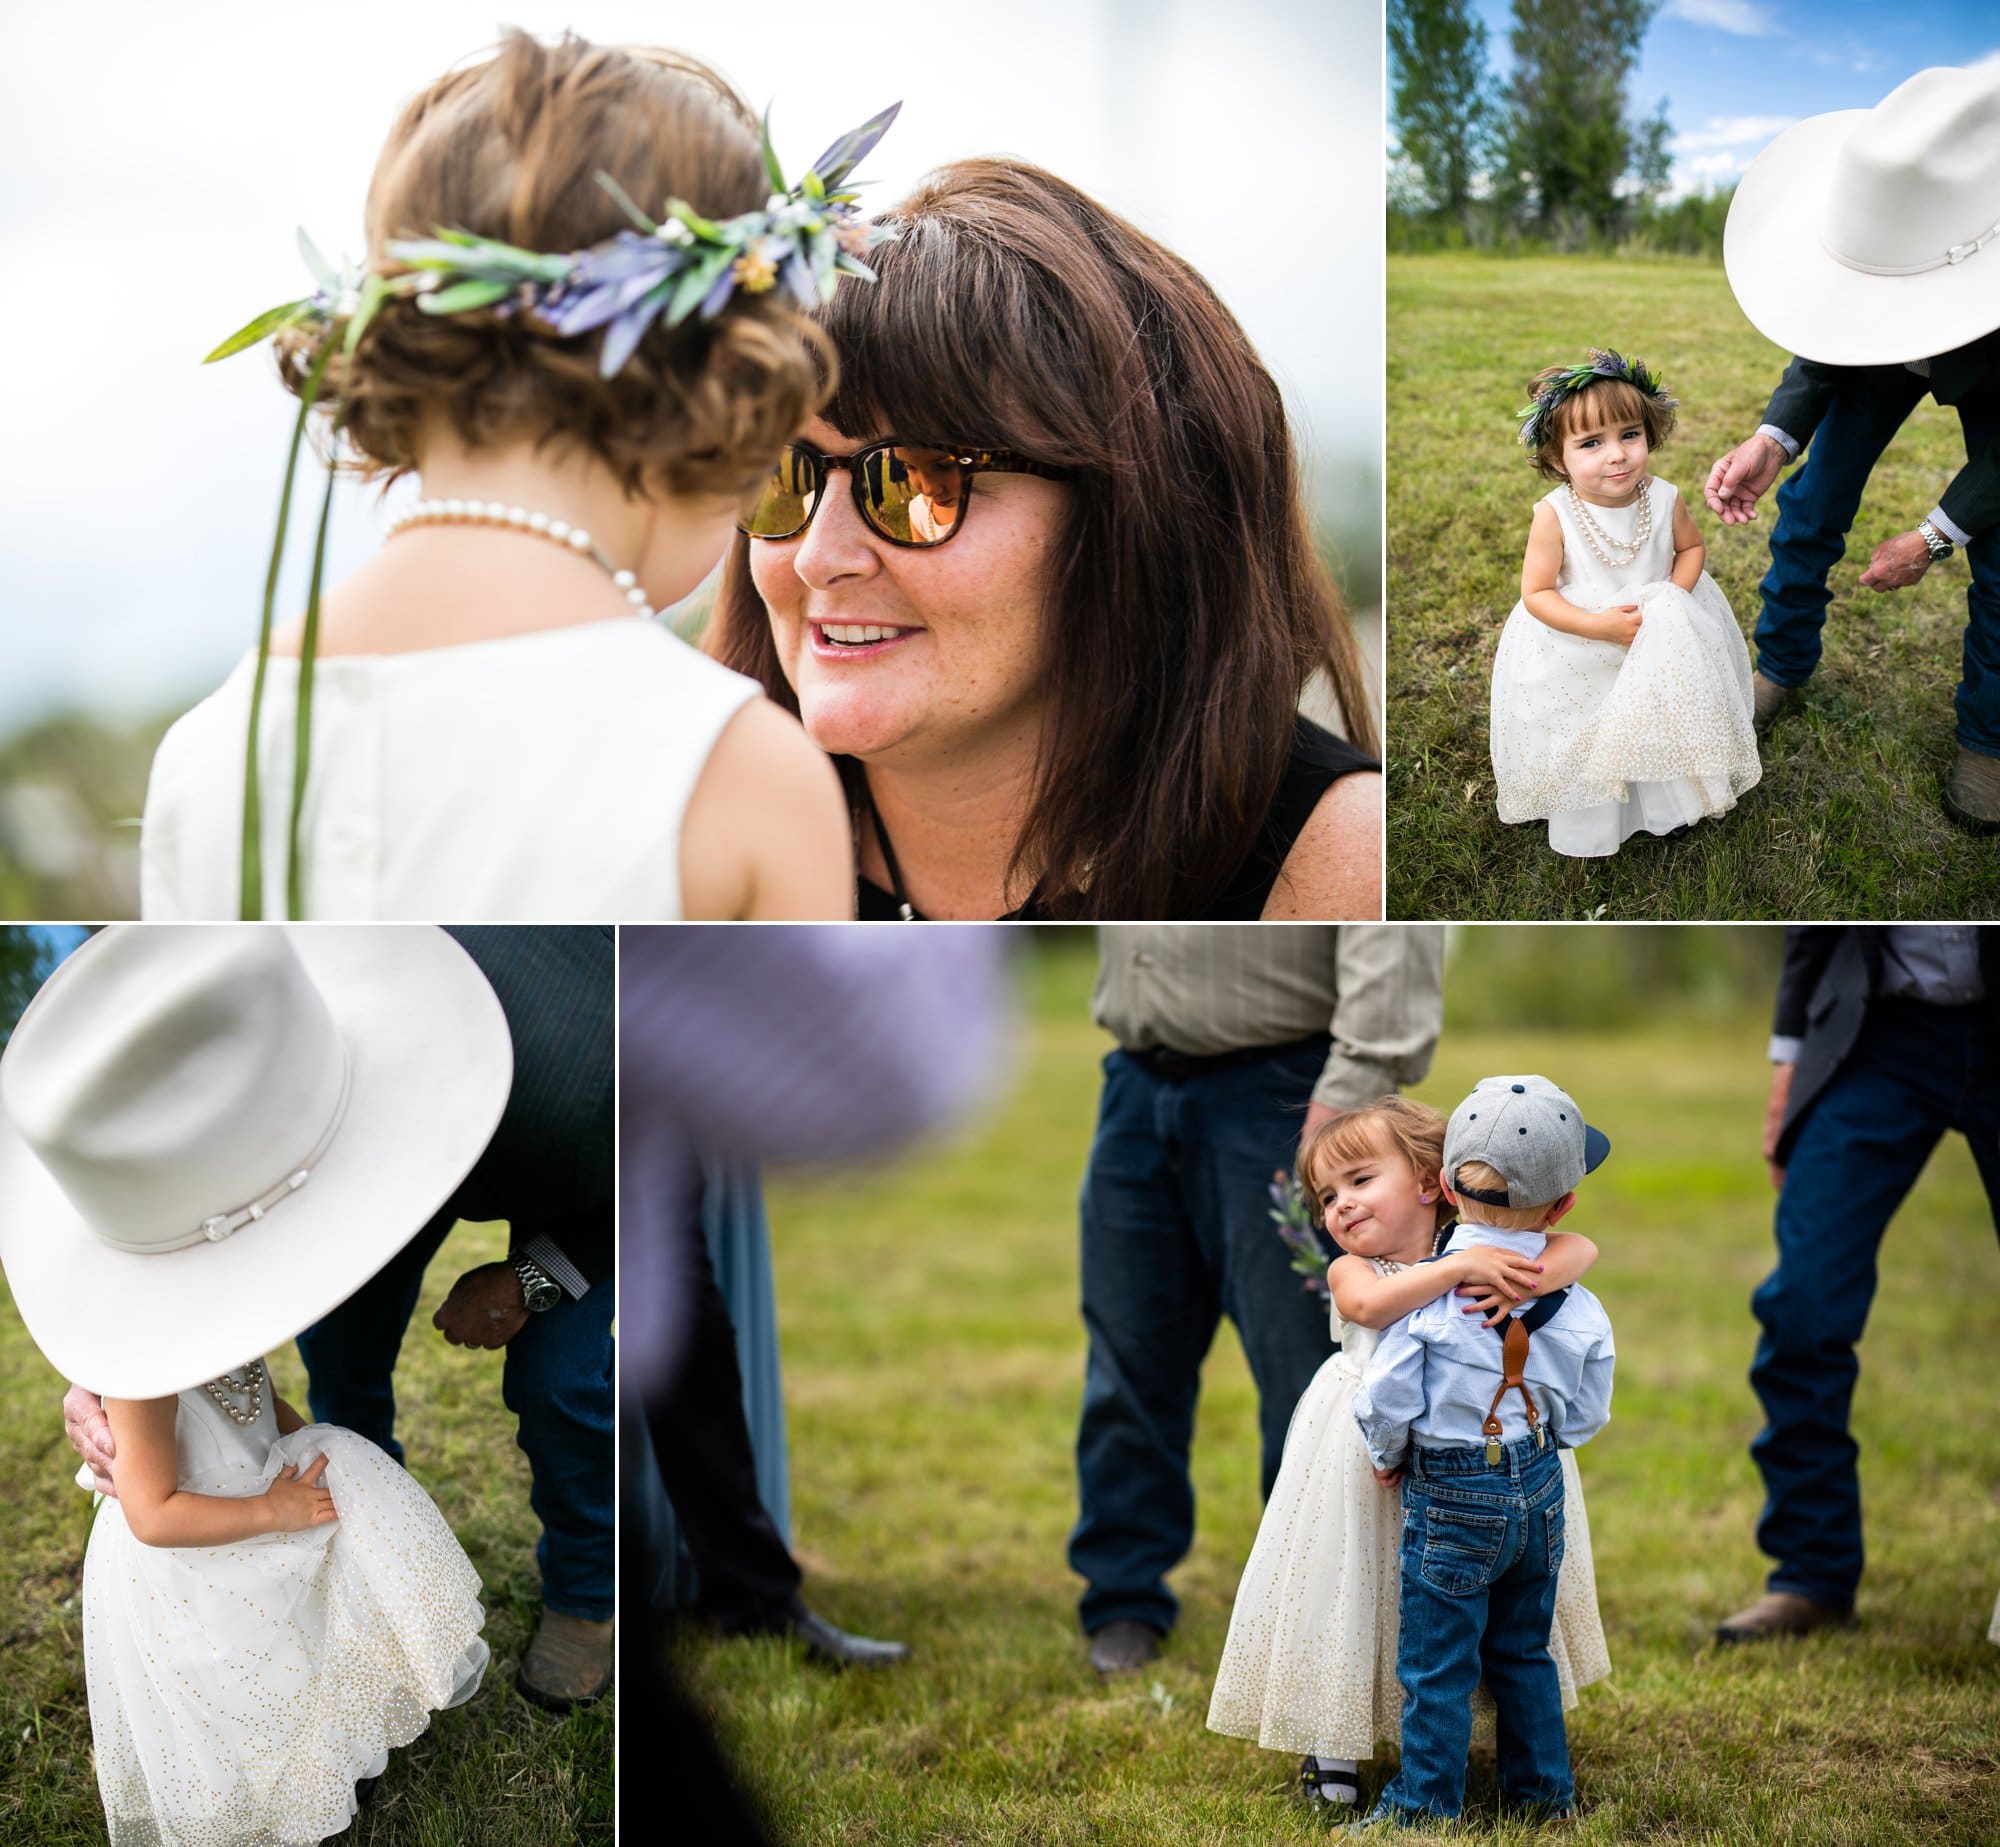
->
[858,774,922,921]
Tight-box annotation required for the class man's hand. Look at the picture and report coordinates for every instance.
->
[432,1262,531,1350]
[64,1383,116,1496]
[1705,432,1789,524]
[1858,529,1933,592]
[1301,1099,1338,1147]
[1763,1062,1795,1192]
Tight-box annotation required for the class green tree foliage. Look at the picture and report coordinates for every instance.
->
[1388,0,1498,220]
[0,929,57,1050]
[1500,0,1661,242]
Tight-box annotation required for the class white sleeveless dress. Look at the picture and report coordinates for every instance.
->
[82,1374,488,1846]
[1206,1259,1610,1760]
[140,618,760,919]
[1489,478,1760,858]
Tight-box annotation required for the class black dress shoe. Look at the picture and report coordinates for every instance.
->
[355,1773,382,1809]
[1086,1619,1162,1676]
[724,1596,910,1669]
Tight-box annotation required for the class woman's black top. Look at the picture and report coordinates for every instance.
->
[854,716,1378,921]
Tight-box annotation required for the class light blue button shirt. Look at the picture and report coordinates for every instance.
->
[1351,1223,1616,1473]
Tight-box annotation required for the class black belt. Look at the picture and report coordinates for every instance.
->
[1123,1032,1330,1085]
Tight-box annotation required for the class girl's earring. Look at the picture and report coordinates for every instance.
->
[1419,1192,1434,1204]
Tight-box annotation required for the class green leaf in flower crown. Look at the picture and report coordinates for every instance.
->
[595,171,659,236]
[664,199,722,243]
[296,227,339,291]
[800,168,827,204]
[416,277,515,315]
[665,246,734,326]
[759,105,787,195]
[203,298,313,364]
[342,272,392,355]
[831,251,879,283]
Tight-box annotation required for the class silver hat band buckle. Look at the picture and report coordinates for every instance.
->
[1829,219,2000,278]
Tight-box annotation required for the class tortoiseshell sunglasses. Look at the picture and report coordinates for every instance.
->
[740,440,1069,548]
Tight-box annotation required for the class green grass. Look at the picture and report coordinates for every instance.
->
[0,1219,611,1846]
[1386,253,2000,920]
[677,942,2000,1844]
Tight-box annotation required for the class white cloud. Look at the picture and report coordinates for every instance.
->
[1663,0,1780,34]
[1670,114,1796,155]
[1688,152,1748,176]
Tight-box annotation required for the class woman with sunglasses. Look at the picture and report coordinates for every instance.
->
[710,158,1383,921]
[140,33,856,922]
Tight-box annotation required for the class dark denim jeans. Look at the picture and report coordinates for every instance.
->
[1751,998,2000,1609]
[1371,1437,1572,1825]
[1069,1041,1336,1636]
[1755,369,2000,755]
[296,1208,617,1620]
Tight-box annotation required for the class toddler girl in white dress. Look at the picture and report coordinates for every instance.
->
[88,1364,489,1845]
[1207,1097,1610,1811]
[1490,349,1761,857]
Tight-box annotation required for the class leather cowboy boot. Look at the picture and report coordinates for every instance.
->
[518,1609,614,1712]
[1714,1590,1851,1644]
[1942,745,2000,833]
[1751,672,1795,736]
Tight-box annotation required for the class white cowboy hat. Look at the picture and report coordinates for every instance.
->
[1724,63,2000,367]
[0,925,512,1399]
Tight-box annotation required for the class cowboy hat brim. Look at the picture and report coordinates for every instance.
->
[0,926,512,1400]
[1725,108,2000,369]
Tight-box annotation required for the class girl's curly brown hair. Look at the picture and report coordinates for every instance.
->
[274,30,831,501]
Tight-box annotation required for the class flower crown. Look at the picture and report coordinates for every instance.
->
[201,100,899,921]
[1515,348,1675,456]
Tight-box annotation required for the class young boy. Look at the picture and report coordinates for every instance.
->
[1348,1075,1616,1827]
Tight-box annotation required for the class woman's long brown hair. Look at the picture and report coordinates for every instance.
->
[709,157,1378,919]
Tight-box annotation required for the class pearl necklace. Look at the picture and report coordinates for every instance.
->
[1566,478,1651,568]
[383,498,658,620]
[203,1358,267,1427]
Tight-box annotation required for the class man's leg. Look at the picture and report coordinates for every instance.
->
[1755,368,1930,690]
[1070,1052,1219,1638]
[293,1207,455,1462]
[1181,1041,1337,1499]
[502,1215,615,1622]
[1749,1008,1950,1608]
[1952,393,2000,759]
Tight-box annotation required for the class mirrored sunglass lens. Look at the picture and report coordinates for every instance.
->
[864,446,966,544]
[744,448,820,537]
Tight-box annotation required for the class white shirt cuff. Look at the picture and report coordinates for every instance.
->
[521,1234,589,1299]
[1757,424,1801,461]
[1768,1034,1803,1066]
[1927,506,1972,548]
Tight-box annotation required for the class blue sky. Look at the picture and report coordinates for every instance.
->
[1465,0,2000,195]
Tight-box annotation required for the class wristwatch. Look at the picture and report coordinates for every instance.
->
[511,1253,565,1313]
[1917,518,1955,563]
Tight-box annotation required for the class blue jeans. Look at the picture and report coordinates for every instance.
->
[296,1209,616,1621]
[1756,369,2000,755]
[1373,1438,1572,1824]
[1069,1041,1336,1635]
[1751,999,2000,1609]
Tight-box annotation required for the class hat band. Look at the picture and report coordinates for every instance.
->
[1827,218,2000,278]
[99,1044,355,1256]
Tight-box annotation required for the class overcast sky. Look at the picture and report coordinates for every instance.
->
[0,0,1378,735]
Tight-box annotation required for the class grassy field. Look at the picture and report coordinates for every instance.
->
[677,940,2000,1844]
[1385,253,2000,920]
[0,1218,613,1847]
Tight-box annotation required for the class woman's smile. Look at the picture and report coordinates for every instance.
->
[810,620,924,658]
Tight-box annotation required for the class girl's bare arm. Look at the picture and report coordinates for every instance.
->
[104,1397,335,1547]
[1670,494,1705,591]
[1520,500,1640,642]
[273,1394,307,1436]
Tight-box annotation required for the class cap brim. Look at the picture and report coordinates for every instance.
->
[1725,110,2000,367]
[0,926,512,1399]
[1582,1124,1610,1175]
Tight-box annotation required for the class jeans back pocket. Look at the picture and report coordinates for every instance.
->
[1543,1501,1566,1577]
[1418,1503,1508,1595]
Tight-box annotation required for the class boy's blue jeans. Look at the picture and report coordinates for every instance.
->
[1372,1437,1573,1824]
[1754,366,2000,756]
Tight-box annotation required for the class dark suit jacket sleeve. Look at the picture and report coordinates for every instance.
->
[1761,355,1844,450]
[1774,926,1844,1040]
[513,1207,612,1292]
[1937,437,2000,538]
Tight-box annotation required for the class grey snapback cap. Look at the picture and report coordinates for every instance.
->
[1442,1074,1609,1209]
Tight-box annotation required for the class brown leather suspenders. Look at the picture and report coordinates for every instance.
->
[1481,1317,1546,1465]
